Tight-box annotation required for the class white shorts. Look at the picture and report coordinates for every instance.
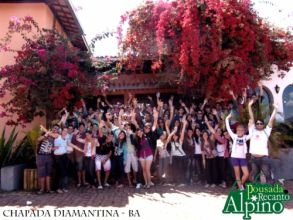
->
[124,152,138,173]
[139,155,153,161]
[95,155,111,171]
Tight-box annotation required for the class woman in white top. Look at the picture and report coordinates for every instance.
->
[225,113,251,189]
[53,127,83,194]
[75,130,98,188]
[193,128,204,183]
[154,123,177,184]
[169,117,187,186]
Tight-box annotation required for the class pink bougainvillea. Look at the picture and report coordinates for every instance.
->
[118,0,293,99]
[0,17,104,125]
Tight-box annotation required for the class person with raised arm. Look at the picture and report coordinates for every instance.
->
[205,115,229,188]
[248,99,278,184]
[75,130,98,189]
[51,126,83,193]
[170,116,187,187]
[155,123,177,184]
[118,109,138,187]
[36,125,60,194]
[135,127,154,189]
[225,113,251,190]
[201,130,217,188]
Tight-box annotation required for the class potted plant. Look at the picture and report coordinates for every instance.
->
[0,127,25,191]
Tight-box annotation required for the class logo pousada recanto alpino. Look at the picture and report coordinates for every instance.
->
[222,183,291,219]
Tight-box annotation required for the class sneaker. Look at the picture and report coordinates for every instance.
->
[210,184,216,188]
[178,183,186,187]
[136,183,142,189]
[76,183,81,188]
[239,185,245,190]
[204,184,210,188]
[62,188,68,193]
[98,185,103,190]
[278,179,285,186]
[56,189,63,194]
[219,182,227,188]
[117,184,123,188]
[46,190,55,194]
[150,181,155,186]
[104,183,110,187]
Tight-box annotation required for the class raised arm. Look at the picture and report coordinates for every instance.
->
[165,119,171,136]
[166,127,178,145]
[268,104,278,128]
[204,115,215,134]
[200,98,208,111]
[130,109,139,129]
[152,107,159,132]
[181,101,189,114]
[225,113,236,139]
[179,116,187,144]
[212,108,221,124]
[168,96,174,121]
[228,90,237,101]
[102,94,113,108]
[58,109,69,126]
[92,139,99,157]
[40,125,59,139]
[118,108,124,130]
[248,99,255,128]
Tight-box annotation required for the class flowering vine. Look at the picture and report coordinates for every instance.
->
[118,0,292,98]
[0,16,110,125]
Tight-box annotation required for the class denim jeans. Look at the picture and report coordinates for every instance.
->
[185,155,195,183]
[194,154,204,183]
[250,156,273,184]
[158,157,169,179]
[83,157,96,185]
[54,154,68,189]
[111,155,124,184]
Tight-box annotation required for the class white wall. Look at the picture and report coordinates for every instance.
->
[261,65,293,120]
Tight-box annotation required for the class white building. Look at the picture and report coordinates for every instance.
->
[262,66,293,122]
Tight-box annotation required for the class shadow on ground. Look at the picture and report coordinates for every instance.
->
[0,181,292,209]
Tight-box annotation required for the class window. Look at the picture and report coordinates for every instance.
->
[283,84,293,122]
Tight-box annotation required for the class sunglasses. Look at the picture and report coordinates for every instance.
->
[256,122,264,125]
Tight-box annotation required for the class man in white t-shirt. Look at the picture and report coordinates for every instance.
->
[248,100,278,184]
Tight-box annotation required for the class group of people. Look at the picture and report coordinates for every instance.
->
[35,87,278,194]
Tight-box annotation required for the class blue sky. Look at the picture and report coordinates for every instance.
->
[71,0,293,56]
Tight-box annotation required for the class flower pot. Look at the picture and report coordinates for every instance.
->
[0,164,25,191]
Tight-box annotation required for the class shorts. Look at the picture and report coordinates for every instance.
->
[95,155,111,171]
[124,152,138,173]
[230,157,247,167]
[139,155,153,161]
[75,156,84,171]
[36,155,53,178]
